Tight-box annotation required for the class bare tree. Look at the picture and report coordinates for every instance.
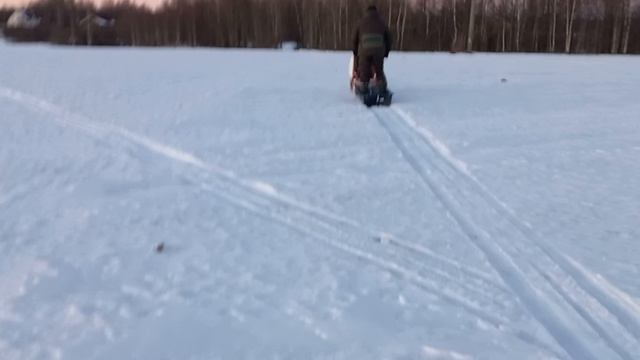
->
[621,0,632,54]
[452,0,459,50]
[564,0,578,52]
[467,0,478,51]
[515,0,522,51]
[550,0,558,51]
[4,0,640,54]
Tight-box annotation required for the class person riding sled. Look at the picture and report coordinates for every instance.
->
[352,5,392,96]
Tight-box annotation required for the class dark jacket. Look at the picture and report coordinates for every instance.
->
[352,9,391,58]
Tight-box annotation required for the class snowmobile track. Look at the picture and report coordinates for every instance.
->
[371,106,640,360]
[1,85,521,330]
[388,106,640,343]
[6,84,632,357]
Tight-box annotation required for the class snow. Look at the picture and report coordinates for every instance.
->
[1,41,639,359]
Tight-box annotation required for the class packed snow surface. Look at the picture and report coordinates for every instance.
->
[1,42,639,360]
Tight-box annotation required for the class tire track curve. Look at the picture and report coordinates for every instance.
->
[372,106,640,360]
[0,85,514,328]
[393,106,640,342]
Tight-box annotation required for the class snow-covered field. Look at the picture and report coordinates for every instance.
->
[1,41,639,360]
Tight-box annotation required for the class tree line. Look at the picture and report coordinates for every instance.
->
[1,0,638,54]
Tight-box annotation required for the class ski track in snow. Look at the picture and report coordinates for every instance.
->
[2,45,639,360]
[422,345,473,360]
[0,85,536,338]
[0,177,41,208]
[389,106,640,342]
[371,105,640,360]
[3,71,639,358]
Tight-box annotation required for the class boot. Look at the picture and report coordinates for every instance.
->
[375,77,388,94]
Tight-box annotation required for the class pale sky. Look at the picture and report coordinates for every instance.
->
[1,0,163,8]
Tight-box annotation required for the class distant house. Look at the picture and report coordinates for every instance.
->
[6,9,41,29]
[3,9,46,42]
[78,13,116,46]
[79,14,115,29]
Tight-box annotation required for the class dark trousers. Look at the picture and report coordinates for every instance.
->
[358,54,386,84]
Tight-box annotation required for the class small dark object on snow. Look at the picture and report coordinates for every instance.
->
[373,233,392,244]
[156,242,165,253]
[501,78,508,83]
